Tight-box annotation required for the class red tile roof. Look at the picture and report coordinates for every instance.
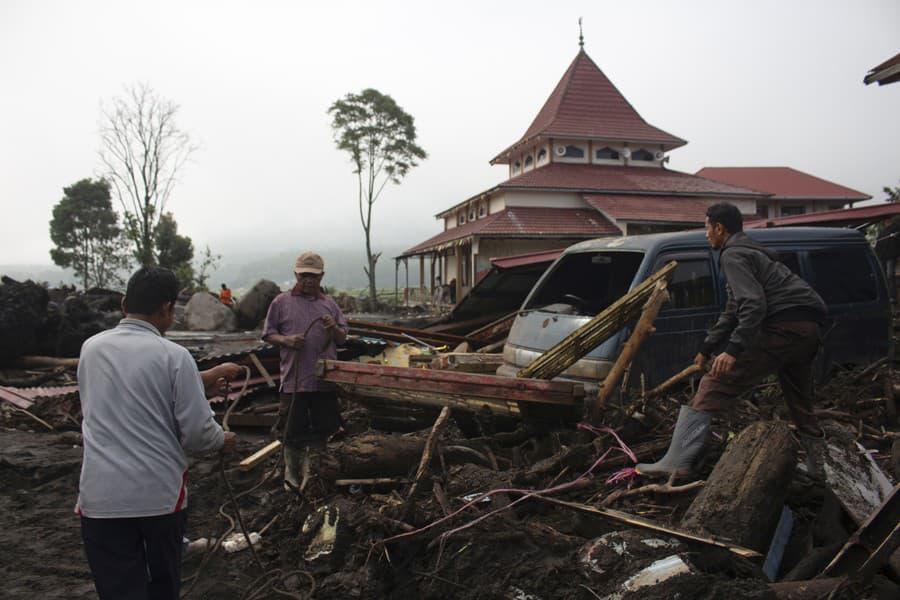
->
[585,195,710,224]
[501,163,765,196]
[491,249,564,269]
[400,207,619,257]
[492,51,686,164]
[695,167,870,201]
[746,202,900,229]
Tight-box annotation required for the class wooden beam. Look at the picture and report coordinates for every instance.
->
[592,279,668,420]
[536,496,763,559]
[429,353,505,373]
[248,353,276,388]
[239,440,282,471]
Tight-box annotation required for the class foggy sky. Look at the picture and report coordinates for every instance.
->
[2,0,899,268]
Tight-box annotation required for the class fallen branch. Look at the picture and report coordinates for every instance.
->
[601,479,704,507]
[403,406,451,518]
[644,364,704,399]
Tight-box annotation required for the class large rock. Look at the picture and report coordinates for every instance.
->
[234,279,281,329]
[184,292,237,331]
[0,276,49,364]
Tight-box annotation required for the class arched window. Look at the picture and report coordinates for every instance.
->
[537,148,547,162]
[631,149,654,161]
[524,155,534,168]
[469,207,476,221]
[478,204,486,217]
[512,160,521,174]
[595,147,620,160]
[561,145,585,158]
[458,213,466,225]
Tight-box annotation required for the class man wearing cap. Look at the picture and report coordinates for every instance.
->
[262,251,349,492]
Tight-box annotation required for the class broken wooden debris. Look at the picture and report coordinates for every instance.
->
[645,363,704,399]
[239,440,282,471]
[318,359,583,417]
[681,421,797,553]
[592,279,669,420]
[516,261,677,380]
[821,421,894,527]
[536,496,763,559]
[13,356,80,368]
[428,353,504,373]
[348,319,466,348]
[247,353,276,388]
[403,406,452,518]
[466,312,517,345]
[821,482,900,582]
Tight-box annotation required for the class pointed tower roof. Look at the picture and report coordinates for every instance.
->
[491,50,687,164]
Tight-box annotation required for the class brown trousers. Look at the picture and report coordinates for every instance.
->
[690,321,822,436]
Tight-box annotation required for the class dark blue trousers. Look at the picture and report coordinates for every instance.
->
[81,511,186,600]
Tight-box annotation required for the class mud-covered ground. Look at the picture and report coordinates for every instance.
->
[2,358,900,599]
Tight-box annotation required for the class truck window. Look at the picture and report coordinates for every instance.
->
[807,248,877,304]
[524,251,644,315]
[667,259,715,309]
[776,251,802,275]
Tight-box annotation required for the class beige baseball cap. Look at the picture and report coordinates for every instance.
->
[294,251,324,274]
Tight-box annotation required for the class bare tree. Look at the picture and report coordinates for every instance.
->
[99,83,196,265]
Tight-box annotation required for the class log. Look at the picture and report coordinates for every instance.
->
[13,356,80,368]
[592,279,668,419]
[680,421,797,553]
[645,363,703,399]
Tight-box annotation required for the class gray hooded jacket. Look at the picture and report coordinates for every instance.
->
[701,231,826,358]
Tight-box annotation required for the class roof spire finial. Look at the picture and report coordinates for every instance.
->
[578,17,584,49]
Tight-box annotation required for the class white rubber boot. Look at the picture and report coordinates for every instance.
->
[636,405,711,478]
[284,445,302,492]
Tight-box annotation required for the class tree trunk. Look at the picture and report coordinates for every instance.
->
[680,421,797,552]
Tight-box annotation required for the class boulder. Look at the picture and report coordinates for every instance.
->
[234,279,281,329]
[184,292,237,331]
[0,277,49,364]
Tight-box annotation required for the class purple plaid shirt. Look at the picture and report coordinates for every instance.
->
[262,289,348,393]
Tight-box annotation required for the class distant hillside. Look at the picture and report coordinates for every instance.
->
[0,244,424,294]
[210,244,423,294]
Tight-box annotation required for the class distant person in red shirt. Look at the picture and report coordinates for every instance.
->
[219,284,233,306]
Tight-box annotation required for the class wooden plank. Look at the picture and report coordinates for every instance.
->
[318,360,582,405]
[592,279,668,419]
[467,312,517,343]
[822,482,900,581]
[0,386,35,409]
[239,440,282,471]
[216,412,276,428]
[338,385,522,417]
[429,353,504,373]
[349,319,466,344]
[248,353,276,388]
[536,496,763,560]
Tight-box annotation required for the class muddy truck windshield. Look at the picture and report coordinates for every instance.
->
[523,251,644,315]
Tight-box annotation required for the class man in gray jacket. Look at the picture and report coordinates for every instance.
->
[77,266,241,599]
[637,202,827,478]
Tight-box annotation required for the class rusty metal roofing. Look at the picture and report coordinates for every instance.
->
[0,384,79,409]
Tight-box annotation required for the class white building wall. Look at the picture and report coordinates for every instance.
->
[502,190,586,208]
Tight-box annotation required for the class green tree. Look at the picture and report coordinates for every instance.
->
[328,88,427,308]
[154,212,194,289]
[885,180,899,202]
[192,245,221,292]
[49,178,130,289]
[99,83,196,265]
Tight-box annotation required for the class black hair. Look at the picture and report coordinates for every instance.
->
[123,266,179,314]
[221,283,227,289]
[706,202,743,234]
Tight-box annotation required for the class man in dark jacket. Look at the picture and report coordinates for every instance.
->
[637,202,827,478]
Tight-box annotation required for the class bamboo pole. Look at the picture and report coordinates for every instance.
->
[591,279,669,421]
[517,261,677,380]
